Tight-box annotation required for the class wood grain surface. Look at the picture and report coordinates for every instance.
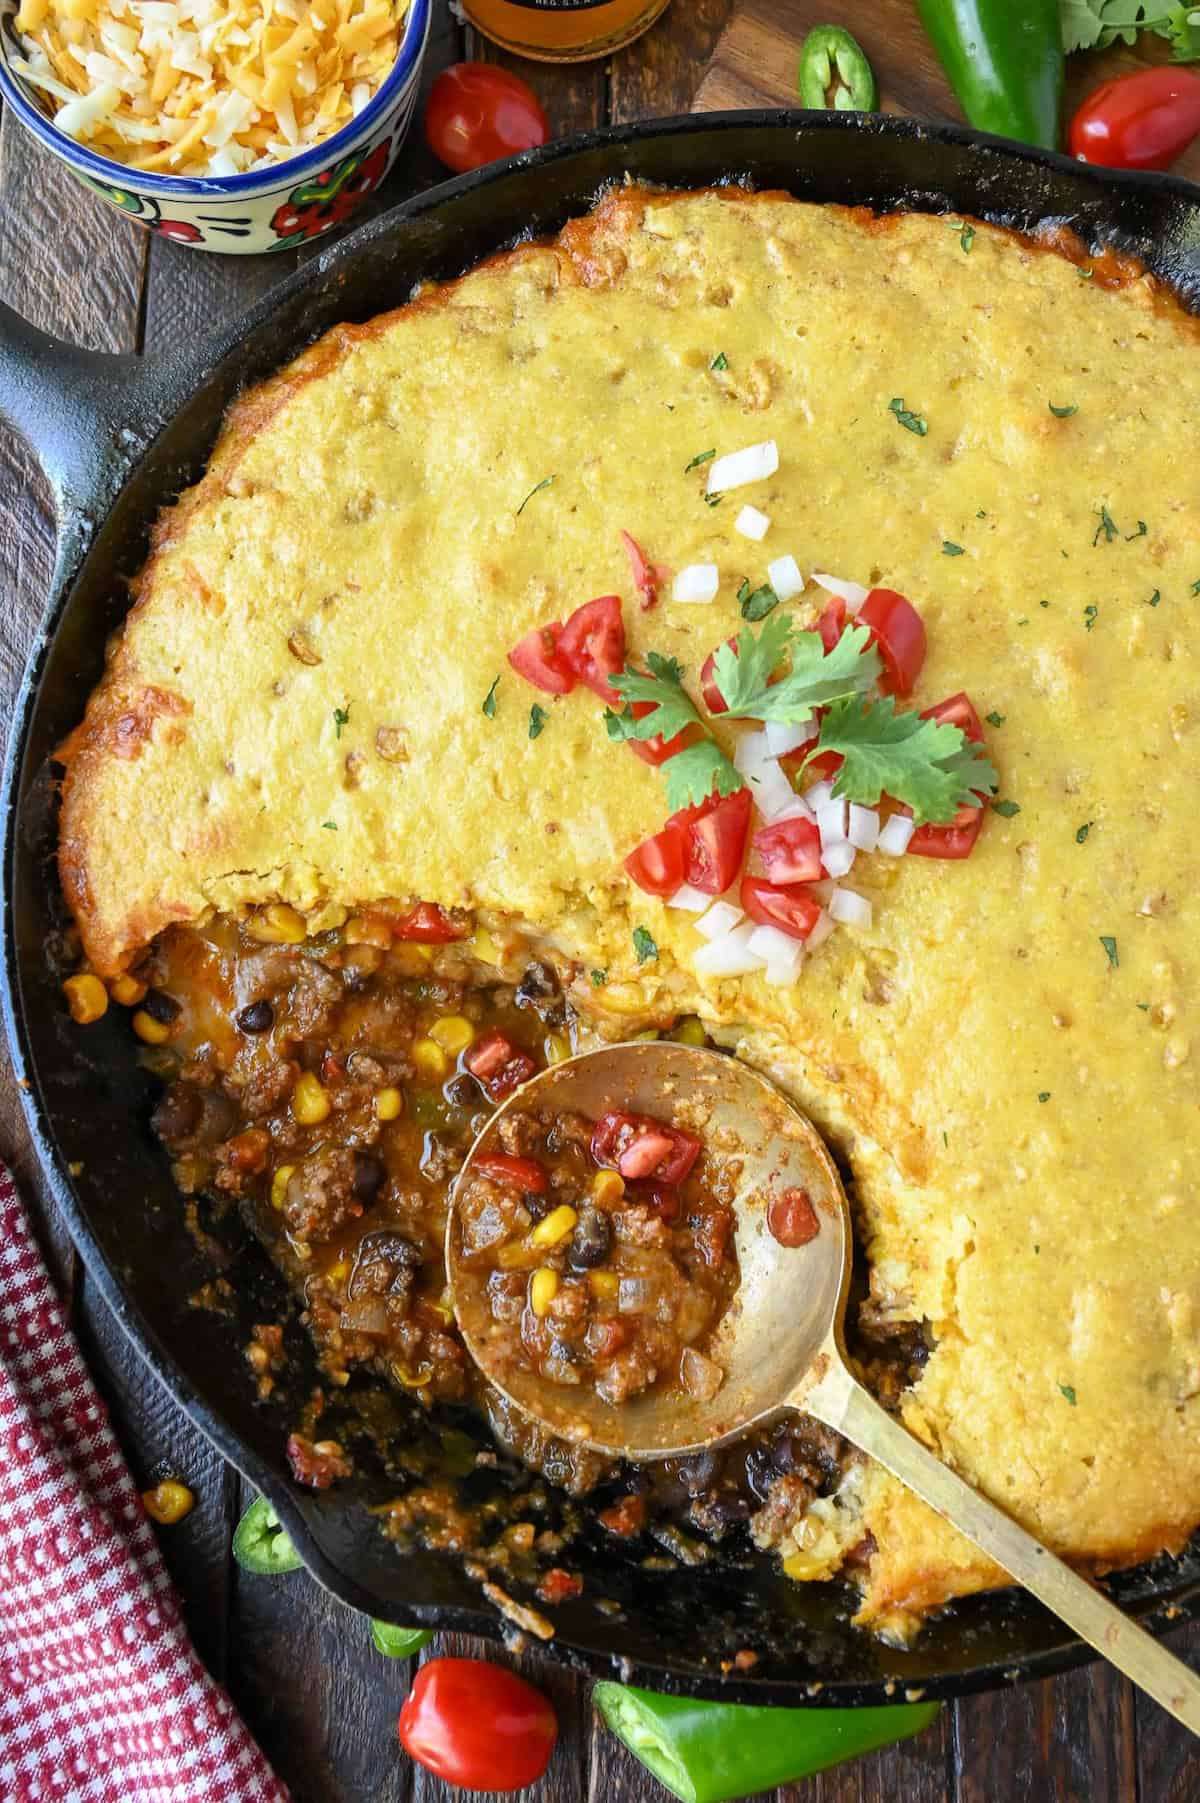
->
[1,3,1198,1799]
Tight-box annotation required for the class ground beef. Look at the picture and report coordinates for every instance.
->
[282,959,343,1038]
[286,1433,352,1488]
[238,1059,298,1117]
[749,1471,819,1550]
[498,1110,545,1158]
[349,1230,422,1303]
[283,1148,365,1242]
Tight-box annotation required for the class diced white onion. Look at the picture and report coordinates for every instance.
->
[735,505,771,541]
[817,799,848,849]
[804,780,834,813]
[812,571,870,614]
[747,924,806,966]
[707,439,779,495]
[806,910,836,950]
[752,762,803,823]
[848,804,881,852]
[693,923,767,977]
[695,901,744,941]
[734,730,774,778]
[829,887,873,929]
[766,796,817,826]
[822,841,857,879]
[667,884,711,913]
[877,814,916,856]
[766,554,804,601]
[765,720,817,756]
[673,562,720,605]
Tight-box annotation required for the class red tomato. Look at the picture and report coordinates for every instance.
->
[391,903,467,942]
[858,589,926,696]
[465,1032,537,1100]
[475,1153,548,1193]
[558,595,626,702]
[424,64,550,174]
[620,529,662,611]
[680,787,753,894]
[616,1130,677,1181]
[781,746,842,787]
[1069,67,1200,172]
[592,1112,701,1186]
[398,1657,557,1793]
[767,1186,821,1247]
[740,875,823,940]
[907,802,984,860]
[753,815,825,884]
[624,821,686,897]
[700,636,739,715]
[508,621,575,695]
[921,690,984,744]
[812,595,847,653]
[627,699,700,767]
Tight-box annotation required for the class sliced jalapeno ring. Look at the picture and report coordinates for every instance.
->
[798,24,879,113]
[370,1620,434,1659]
[232,1495,304,1575]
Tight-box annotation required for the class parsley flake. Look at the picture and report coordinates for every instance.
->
[1093,505,1119,546]
[1058,1383,1078,1406]
[333,704,351,739]
[516,474,556,517]
[736,577,780,622]
[1048,403,1077,418]
[632,926,658,965]
[992,799,1021,818]
[482,675,500,719]
[710,352,729,371]
[942,541,965,557]
[684,448,716,473]
[321,820,337,831]
[1084,604,1099,632]
[1038,1091,1051,1103]
[1137,1001,1150,1012]
[985,710,1005,727]
[703,493,723,508]
[888,397,928,436]
[1076,822,1093,844]
[947,219,974,253]
[1100,935,1119,969]
[590,968,608,987]
[1191,579,1200,596]
[1125,520,1148,542]
[528,704,548,740]
[1147,588,1162,608]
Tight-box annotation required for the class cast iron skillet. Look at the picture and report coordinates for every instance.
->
[3,112,1199,1705]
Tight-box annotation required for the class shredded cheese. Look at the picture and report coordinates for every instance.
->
[12,0,409,178]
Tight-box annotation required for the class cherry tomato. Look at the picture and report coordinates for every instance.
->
[508,621,575,695]
[906,801,984,860]
[1069,67,1200,173]
[390,903,467,942]
[700,636,739,714]
[812,594,847,653]
[424,63,550,174]
[558,595,626,702]
[679,787,753,894]
[753,814,825,884]
[740,875,823,940]
[620,529,662,611]
[858,589,926,696]
[624,821,687,896]
[398,1657,557,1792]
[921,690,984,744]
[475,1152,548,1193]
[627,699,701,767]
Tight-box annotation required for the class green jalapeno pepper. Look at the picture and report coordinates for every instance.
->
[594,1683,940,1803]
[916,0,1063,149]
[798,25,879,113]
[232,1495,304,1575]
[370,1620,434,1659]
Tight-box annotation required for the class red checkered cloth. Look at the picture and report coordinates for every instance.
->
[0,1161,290,1802]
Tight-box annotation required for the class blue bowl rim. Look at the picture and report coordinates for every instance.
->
[0,0,430,197]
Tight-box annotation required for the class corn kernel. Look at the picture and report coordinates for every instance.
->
[588,1270,620,1301]
[327,1259,350,1283]
[529,1267,559,1317]
[434,1285,456,1322]
[391,1362,434,1389]
[530,1204,578,1249]
[497,1241,540,1270]
[246,903,306,945]
[63,973,108,1024]
[142,1480,194,1526]
[344,914,392,949]
[783,1550,825,1581]
[544,1032,571,1065]
[601,981,649,1016]
[109,973,147,1007]
[292,1071,331,1125]
[430,1015,475,1055]
[634,1029,660,1042]
[132,1008,171,1045]
[671,1015,708,1047]
[470,926,500,964]
[591,1170,625,1207]
[390,942,434,976]
[411,1038,448,1080]
[374,1086,403,1122]
[270,1164,295,1210]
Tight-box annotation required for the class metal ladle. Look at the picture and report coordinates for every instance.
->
[447,1042,1200,1732]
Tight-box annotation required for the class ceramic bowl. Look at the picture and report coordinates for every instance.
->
[0,0,431,253]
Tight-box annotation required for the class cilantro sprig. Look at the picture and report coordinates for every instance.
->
[1061,1,1200,59]
[607,654,745,813]
[805,695,998,824]
[712,614,881,724]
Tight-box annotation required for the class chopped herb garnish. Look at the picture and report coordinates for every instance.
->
[711,613,880,727]
[992,799,1020,818]
[710,352,729,371]
[1076,821,1093,844]
[1137,1001,1150,1012]
[515,474,556,516]
[805,692,997,825]
[1038,1092,1051,1103]
[985,710,1005,727]
[1125,520,1148,541]
[333,704,351,739]
[736,577,780,622]
[321,820,337,831]
[1058,1383,1078,1406]
[942,1130,949,1149]
[942,541,965,557]
[528,704,548,740]
[947,219,974,253]
[1048,403,1077,418]
[1017,617,1029,626]
[1034,1244,1041,1254]
[976,509,987,519]
[1147,589,1161,608]
[1040,599,1050,609]
[1093,505,1119,546]
[1083,604,1099,631]
[888,397,928,437]
[482,675,500,719]
[703,493,723,508]
[1100,935,1119,969]
[684,448,716,473]
[590,969,608,987]
[1191,579,1200,596]
[632,926,658,965]
[609,654,744,812]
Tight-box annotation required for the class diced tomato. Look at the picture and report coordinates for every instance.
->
[620,530,662,612]
[812,595,847,653]
[591,1112,701,1187]
[507,621,575,695]
[465,1031,537,1100]
[676,786,752,895]
[740,875,823,940]
[906,801,984,860]
[475,1152,548,1193]
[391,903,468,942]
[920,690,984,744]
[767,1186,821,1247]
[558,595,626,702]
[753,815,824,884]
[858,589,926,696]
[536,1567,584,1607]
[627,699,701,767]
[624,821,687,897]
[780,746,843,788]
[617,1130,677,1181]
[699,636,739,715]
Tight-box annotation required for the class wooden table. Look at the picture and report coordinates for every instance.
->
[0,4,1197,1798]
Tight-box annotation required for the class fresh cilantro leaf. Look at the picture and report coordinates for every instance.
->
[684,448,716,473]
[942,541,965,557]
[1058,1383,1078,1407]
[710,351,729,371]
[321,820,337,831]
[611,654,702,745]
[663,740,745,814]
[812,694,999,825]
[1061,1,1200,59]
[529,704,548,740]
[1093,504,1119,545]
[516,475,556,516]
[333,704,351,738]
[1076,821,1093,843]
[737,578,780,621]
[888,396,928,436]
[992,799,1021,818]
[986,710,1005,727]
[632,926,658,965]
[482,675,499,719]
[714,617,881,725]
[1100,934,1119,969]
[1049,402,1078,418]
[590,969,608,987]
[1147,588,1162,607]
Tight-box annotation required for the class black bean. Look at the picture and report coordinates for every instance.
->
[141,988,181,1025]
[443,1074,476,1109]
[700,1488,751,1527]
[514,961,557,1009]
[522,1189,551,1221]
[150,1083,202,1144]
[351,1150,386,1203]
[676,1450,719,1496]
[567,1208,611,1270]
[237,999,275,1035]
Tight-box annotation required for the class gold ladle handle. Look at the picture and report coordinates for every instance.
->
[803,1359,1200,1735]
